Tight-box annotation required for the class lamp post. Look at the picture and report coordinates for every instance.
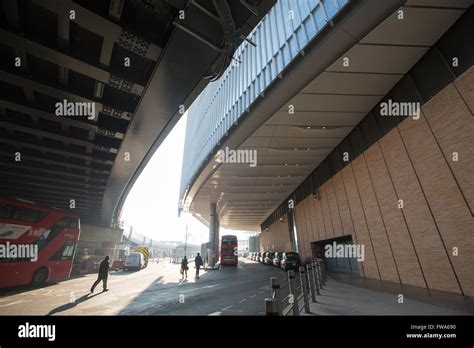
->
[184,224,188,257]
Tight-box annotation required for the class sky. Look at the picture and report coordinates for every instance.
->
[120,113,256,245]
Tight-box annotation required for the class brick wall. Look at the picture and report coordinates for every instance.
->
[260,212,292,252]
[260,67,474,296]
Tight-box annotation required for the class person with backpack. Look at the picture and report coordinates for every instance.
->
[194,252,203,279]
[180,256,188,280]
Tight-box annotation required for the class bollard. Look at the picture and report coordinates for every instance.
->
[316,260,324,288]
[265,298,279,316]
[321,261,327,284]
[288,270,299,316]
[299,266,311,313]
[306,264,317,302]
[312,260,321,294]
[271,277,282,315]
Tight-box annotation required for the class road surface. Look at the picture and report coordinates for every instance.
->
[0,258,284,315]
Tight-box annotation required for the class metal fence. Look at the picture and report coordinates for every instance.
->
[265,258,327,316]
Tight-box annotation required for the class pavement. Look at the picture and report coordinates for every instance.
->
[0,258,471,316]
[304,277,472,316]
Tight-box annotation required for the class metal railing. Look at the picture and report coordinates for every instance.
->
[265,258,327,316]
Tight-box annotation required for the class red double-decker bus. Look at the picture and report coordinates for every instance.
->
[0,197,80,288]
[220,235,238,266]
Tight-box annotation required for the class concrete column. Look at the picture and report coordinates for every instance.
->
[102,241,115,259]
[215,217,220,263]
[208,202,219,267]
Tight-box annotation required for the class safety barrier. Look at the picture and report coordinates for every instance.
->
[265,258,326,316]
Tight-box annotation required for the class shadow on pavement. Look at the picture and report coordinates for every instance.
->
[47,292,105,316]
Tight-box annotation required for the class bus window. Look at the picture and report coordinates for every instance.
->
[51,244,76,261]
[69,218,79,229]
[36,218,72,250]
[0,203,13,218]
[11,207,47,222]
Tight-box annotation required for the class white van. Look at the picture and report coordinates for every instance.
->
[124,252,145,271]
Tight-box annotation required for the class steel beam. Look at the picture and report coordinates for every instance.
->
[31,0,161,63]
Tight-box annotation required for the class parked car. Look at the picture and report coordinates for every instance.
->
[273,252,283,267]
[280,252,300,271]
[264,252,275,266]
[256,252,263,262]
[124,252,146,271]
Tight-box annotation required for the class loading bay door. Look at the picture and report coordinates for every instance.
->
[312,235,359,274]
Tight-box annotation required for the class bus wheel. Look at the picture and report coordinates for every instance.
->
[32,268,48,286]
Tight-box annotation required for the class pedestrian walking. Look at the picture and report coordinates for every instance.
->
[180,256,188,280]
[195,252,203,279]
[90,256,110,293]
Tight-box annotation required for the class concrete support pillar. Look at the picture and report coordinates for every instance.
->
[208,202,219,267]
[102,241,115,259]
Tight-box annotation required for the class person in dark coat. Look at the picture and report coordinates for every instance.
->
[194,253,203,279]
[90,256,110,293]
[180,256,188,280]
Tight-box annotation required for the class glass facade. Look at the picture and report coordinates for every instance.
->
[180,0,350,203]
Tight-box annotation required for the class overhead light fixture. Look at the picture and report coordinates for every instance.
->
[307,126,311,129]
[321,126,326,130]
[312,190,321,200]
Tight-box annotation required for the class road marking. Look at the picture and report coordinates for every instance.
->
[239,299,247,303]
[28,289,46,295]
[258,291,264,294]
[222,305,233,311]
[181,284,220,293]
[0,299,32,307]
[208,311,222,316]
[250,294,256,298]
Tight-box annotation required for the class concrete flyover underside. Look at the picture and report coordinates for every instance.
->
[0,0,274,227]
